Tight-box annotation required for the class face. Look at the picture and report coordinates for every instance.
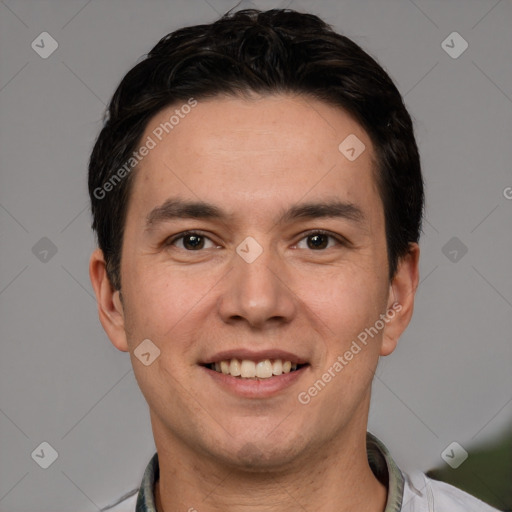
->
[91,93,418,471]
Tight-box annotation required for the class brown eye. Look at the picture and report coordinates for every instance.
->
[182,234,204,250]
[296,231,342,250]
[307,233,329,249]
[167,232,217,250]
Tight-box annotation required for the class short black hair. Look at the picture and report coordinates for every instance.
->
[88,8,423,291]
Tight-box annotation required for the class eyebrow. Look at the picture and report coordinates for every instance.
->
[145,199,226,230]
[278,200,364,225]
[144,197,365,231]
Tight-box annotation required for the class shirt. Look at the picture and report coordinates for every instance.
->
[103,432,499,512]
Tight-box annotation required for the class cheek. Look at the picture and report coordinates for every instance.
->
[123,262,216,345]
[122,266,207,407]
[293,262,387,340]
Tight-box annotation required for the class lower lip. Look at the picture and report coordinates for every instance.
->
[201,365,309,399]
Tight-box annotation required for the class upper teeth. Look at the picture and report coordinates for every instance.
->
[212,359,298,378]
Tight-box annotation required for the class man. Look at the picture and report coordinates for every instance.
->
[88,8,498,512]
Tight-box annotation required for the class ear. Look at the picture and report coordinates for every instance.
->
[89,248,129,352]
[380,243,420,356]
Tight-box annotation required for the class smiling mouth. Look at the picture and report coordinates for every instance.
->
[204,359,308,379]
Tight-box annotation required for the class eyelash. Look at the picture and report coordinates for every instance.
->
[164,229,347,251]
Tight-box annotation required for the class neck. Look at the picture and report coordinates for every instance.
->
[152,422,387,512]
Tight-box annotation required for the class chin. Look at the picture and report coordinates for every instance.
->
[204,430,309,473]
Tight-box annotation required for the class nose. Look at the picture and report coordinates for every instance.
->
[217,244,297,329]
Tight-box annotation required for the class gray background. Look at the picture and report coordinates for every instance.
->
[1,0,511,510]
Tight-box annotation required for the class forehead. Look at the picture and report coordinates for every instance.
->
[128,94,381,224]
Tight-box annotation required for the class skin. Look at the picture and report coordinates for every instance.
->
[90,94,419,512]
